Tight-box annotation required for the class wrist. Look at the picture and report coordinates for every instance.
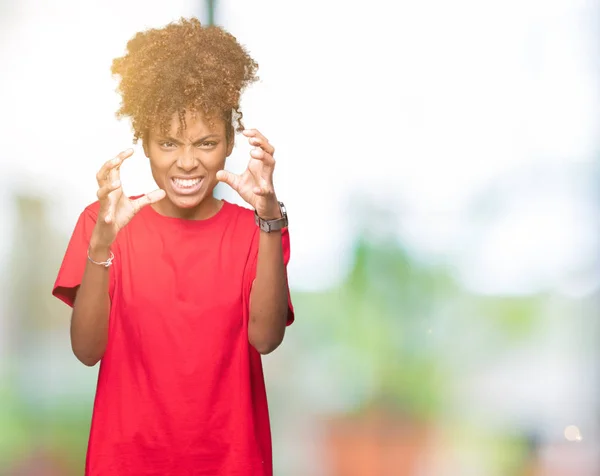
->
[256,198,281,221]
[90,222,115,249]
[88,242,112,261]
[254,200,288,233]
[87,244,115,268]
[89,233,113,257]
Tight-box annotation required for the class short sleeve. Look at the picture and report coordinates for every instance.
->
[52,206,115,308]
[245,227,295,326]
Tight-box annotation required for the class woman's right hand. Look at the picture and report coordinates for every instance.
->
[90,149,166,249]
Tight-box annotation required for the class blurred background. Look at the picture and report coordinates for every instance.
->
[1,0,599,474]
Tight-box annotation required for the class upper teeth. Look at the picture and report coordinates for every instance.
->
[174,178,201,188]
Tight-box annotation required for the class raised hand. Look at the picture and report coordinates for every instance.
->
[216,129,281,220]
[91,149,166,249]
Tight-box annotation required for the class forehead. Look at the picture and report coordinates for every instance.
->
[159,110,226,139]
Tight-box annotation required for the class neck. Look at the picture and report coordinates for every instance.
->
[151,196,223,220]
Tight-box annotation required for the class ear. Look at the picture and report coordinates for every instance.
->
[142,140,149,158]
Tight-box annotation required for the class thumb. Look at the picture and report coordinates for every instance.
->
[216,169,239,190]
[131,189,166,214]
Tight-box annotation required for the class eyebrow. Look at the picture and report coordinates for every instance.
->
[157,134,221,144]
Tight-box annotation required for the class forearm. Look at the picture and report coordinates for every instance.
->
[248,230,289,354]
[70,243,111,366]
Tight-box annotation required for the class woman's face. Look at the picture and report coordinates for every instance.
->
[143,110,234,218]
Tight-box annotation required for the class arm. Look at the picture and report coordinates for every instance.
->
[248,229,289,355]
[70,243,112,366]
[56,149,165,366]
[215,128,293,354]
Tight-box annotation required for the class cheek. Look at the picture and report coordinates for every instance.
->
[203,149,228,172]
[149,165,163,183]
[148,156,172,183]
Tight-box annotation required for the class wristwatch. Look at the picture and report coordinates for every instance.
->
[254,201,288,233]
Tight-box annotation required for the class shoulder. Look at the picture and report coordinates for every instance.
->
[80,200,101,221]
[222,201,259,247]
[225,201,254,222]
[223,201,257,234]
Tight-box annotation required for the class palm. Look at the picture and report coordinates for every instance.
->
[107,188,138,232]
[93,149,165,247]
[217,129,279,218]
[235,158,270,209]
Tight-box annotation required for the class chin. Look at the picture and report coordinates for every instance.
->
[168,191,206,209]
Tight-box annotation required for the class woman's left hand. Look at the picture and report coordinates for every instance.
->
[216,129,282,220]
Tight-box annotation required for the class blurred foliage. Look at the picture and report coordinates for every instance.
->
[293,236,456,420]
[473,296,543,339]
[1,195,92,474]
[0,385,29,469]
[437,423,536,476]
[0,383,89,474]
[341,237,451,420]
[295,228,545,422]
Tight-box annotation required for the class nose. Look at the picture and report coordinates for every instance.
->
[176,146,198,172]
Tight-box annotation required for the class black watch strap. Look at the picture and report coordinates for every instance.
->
[254,201,288,233]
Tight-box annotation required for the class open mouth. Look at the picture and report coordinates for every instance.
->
[171,176,204,195]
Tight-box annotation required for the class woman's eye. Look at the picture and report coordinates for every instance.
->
[198,141,217,148]
[160,142,176,148]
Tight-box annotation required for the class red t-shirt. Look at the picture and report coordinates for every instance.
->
[53,199,294,476]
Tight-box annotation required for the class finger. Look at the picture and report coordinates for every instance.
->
[103,201,117,224]
[98,181,121,224]
[96,149,133,182]
[131,189,166,214]
[244,129,275,155]
[96,157,121,186]
[216,169,241,190]
[242,128,258,137]
[248,137,275,156]
[96,180,121,201]
[253,185,274,196]
[250,148,275,166]
[108,148,137,187]
[253,176,275,196]
[96,149,134,186]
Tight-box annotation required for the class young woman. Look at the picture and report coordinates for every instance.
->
[52,18,293,476]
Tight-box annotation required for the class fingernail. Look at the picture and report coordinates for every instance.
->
[113,158,120,164]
